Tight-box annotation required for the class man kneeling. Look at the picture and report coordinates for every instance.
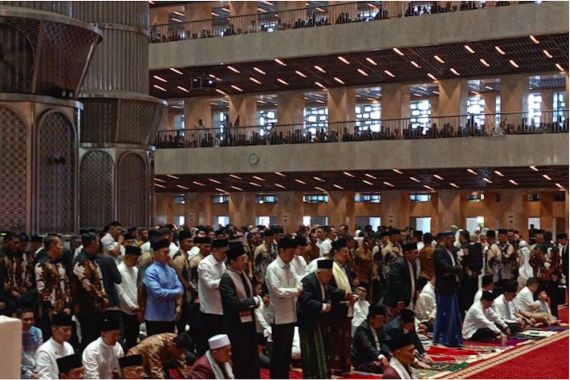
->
[190,334,234,379]
[351,305,389,374]
[57,354,84,379]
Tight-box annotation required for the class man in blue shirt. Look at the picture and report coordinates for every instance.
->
[143,239,183,337]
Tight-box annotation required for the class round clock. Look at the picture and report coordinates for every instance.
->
[248,153,259,165]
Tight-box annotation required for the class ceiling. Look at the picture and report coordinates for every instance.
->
[150,33,568,101]
[154,165,568,193]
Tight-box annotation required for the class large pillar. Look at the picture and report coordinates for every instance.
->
[438,79,468,133]
[381,84,410,136]
[276,91,305,137]
[327,87,356,136]
[73,2,166,229]
[228,94,257,127]
[481,92,497,135]
[184,97,212,129]
[500,74,529,114]
[437,190,461,231]
[541,89,554,123]
[184,2,214,38]
[277,1,306,28]
[229,1,257,34]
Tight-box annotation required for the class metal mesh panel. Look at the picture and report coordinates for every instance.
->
[0,2,73,17]
[116,99,160,145]
[37,112,75,234]
[0,21,34,93]
[71,1,148,29]
[79,150,114,229]
[117,153,147,227]
[80,98,118,144]
[0,106,28,231]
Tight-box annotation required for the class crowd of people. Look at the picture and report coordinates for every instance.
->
[0,221,568,379]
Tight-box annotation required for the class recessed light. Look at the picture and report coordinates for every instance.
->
[393,48,404,56]
[343,172,354,177]
[494,46,505,55]
[483,178,493,184]
[467,169,477,175]
[529,166,539,172]
[315,99,325,104]
[392,169,403,174]
[530,35,539,44]
[427,73,437,81]
[172,17,183,23]
[494,170,504,177]
[295,70,307,78]
[509,179,518,185]
[314,186,327,192]
[166,175,180,179]
[384,70,395,78]
[155,183,166,188]
[227,65,240,73]
[277,78,289,85]
[383,181,394,187]
[410,177,420,183]
[424,185,434,190]
[366,57,377,66]
[230,85,243,92]
[154,178,166,183]
[169,67,183,74]
[365,173,377,179]
[338,56,350,64]
[334,77,345,84]
[480,58,491,67]
[253,67,266,75]
[410,61,421,68]
[485,86,494,90]
[249,181,261,187]
[450,68,460,76]
[314,65,326,73]
[555,183,564,189]
[433,90,439,94]
[363,180,374,185]
[176,185,189,190]
[333,184,344,190]
[295,179,306,185]
[153,75,167,82]
[215,89,227,96]
[274,58,287,66]
[556,63,565,72]
[543,50,553,58]
[249,77,262,85]
[229,174,242,180]
[274,183,286,189]
[449,183,459,188]
[543,174,552,180]
[434,55,445,64]
[252,176,265,182]
[464,45,475,53]
[357,69,368,77]
[193,181,205,186]
[208,178,221,184]
[153,84,167,91]
[433,174,444,180]
[231,186,243,191]
[509,60,519,68]
[313,176,325,182]
[315,81,326,89]
[177,86,189,93]
[274,172,286,177]
[215,187,228,193]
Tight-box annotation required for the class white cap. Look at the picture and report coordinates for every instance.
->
[208,334,231,350]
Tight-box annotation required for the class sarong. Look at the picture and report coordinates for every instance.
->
[300,324,330,379]
[433,293,463,347]
[327,317,353,374]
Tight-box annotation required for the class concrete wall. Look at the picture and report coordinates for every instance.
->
[155,189,568,239]
[149,2,568,69]
[155,133,568,175]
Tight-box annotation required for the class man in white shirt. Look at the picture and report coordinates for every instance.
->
[82,317,124,379]
[265,236,301,379]
[474,274,494,303]
[352,287,370,336]
[415,277,436,331]
[492,280,528,334]
[291,236,309,282]
[115,246,141,351]
[319,226,335,257]
[462,291,511,341]
[515,277,541,314]
[101,221,125,265]
[198,238,228,355]
[35,314,75,380]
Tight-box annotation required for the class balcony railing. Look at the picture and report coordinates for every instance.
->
[150,1,525,43]
[154,110,568,149]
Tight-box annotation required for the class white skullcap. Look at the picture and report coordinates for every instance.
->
[208,334,231,350]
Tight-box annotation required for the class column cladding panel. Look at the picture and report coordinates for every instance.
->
[117,153,147,227]
[71,1,148,28]
[80,150,114,229]
[0,22,34,93]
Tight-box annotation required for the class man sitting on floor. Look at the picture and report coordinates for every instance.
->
[351,305,390,374]
[474,274,494,303]
[515,278,554,325]
[463,291,511,342]
[190,334,234,379]
[382,333,416,379]
[492,280,529,334]
[56,354,84,379]
[119,355,145,379]
[384,309,432,366]
[414,277,436,332]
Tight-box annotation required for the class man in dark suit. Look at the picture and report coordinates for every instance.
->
[297,259,338,379]
[384,309,432,366]
[432,231,464,347]
[557,233,568,306]
[383,243,419,320]
[351,305,389,374]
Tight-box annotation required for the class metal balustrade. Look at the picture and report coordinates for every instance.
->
[154,110,568,148]
[149,1,526,43]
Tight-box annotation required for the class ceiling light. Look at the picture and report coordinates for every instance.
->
[313,176,325,182]
[315,99,325,104]
[153,75,167,82]
[543,174,552,180]
[485,85,494,90]
[392,169,403,174]
[530,166,539,172]
[333,184,344,190]
[208,178,221,184]
[294,70,307,78]
[410,177,420,183]
[274,183,286,189]
[410,61,421,68]
[227,65,240,73]
[215,187,228,193]
[177,86,189,93]
[154,177,166,183]
[357,69,369,77]
[509,179,518,185]
[253,67,266,75]
[215,89,227,96]
[543,50,553,58]
[261,1,273,5]
[464,45,475,53]
[383,181,394,187]
[363,180,374,185]
[424,185,434,191]
[231,186,243,191]
[209,74,222,81]
[274,58,287,66]
[153,84,166,91]
[509,60,519,68]
[433,174,444,180]
[193,181,205,186]
[365,173,377,179]
[315,81,326,89]
[495,46,506,55]
[450,68,460,76]
[295,179,306,185]
[166,175,179,179]
[343,171,354,177]
[556,63,565,72]
[155,183,166,188]
[274,172,286,177]
[249,181,261,187]
[211,12,219,16]
[257,7,266,12]
[449,182,459,188]
[171,105,182,109]
[366,57,377,66]
[314,65,327,73]
[427,73,437,81]
[393,48,404,56]
[384,70,395,78]
[338,56,350,64]
[480,58,491,67]
[229,174,242,180]
[530,35,539,44]
[249,77,262,85]
[334,77,345,84]
[494,170,504,177]
[483,178,493,184]
[230,85,243,92]
[277,78,289,85]
[315,186,327,192]
[555,183,564,189]
[176,185,189,190]
[171,18,183,23]
[467,169,477,175]
[434,55,445,63]
[433,90,439,94]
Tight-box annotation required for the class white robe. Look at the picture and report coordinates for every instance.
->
[82,337,124,379]
[35,338,74,380]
